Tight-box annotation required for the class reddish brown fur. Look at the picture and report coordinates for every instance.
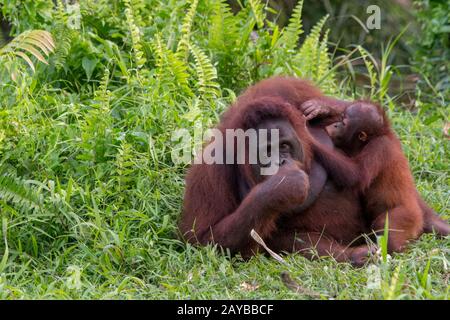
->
[179,77,374,266]
[308,98,450,252]
[180,97,314,256]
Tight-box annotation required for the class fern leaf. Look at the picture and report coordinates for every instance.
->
[316,29,334,87]
[14,51,35,72]
[27,31,55,52]
[248,0,266,29]
[0,30,55,72]
[209,0,237,50]
[16,43,49,64]
[176,0,199,60]
[189,44,220,99]
[281,0,304,51]
[0,173,41,211]
[19,37,52,56]
[294,14,329,79]
[154,34,191,95]
[94,68,111,107]
[124,0,147,70]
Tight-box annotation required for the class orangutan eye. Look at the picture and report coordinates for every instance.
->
[358,131,368,141]
[280,142,290,152]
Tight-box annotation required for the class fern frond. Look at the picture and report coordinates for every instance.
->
[316,29,335,89]
[0,172,41,211]
[94,68,111,108]
[294,14,329,79]
[0,30,55,72]
[176,0,199,60]
[189,44,220,99]
[129,0,146,27]
[280,0,304,51]
[209,0,237,50]
[51,2,75,71]
[154,34,191,95]
[55,0,68,25]
[115,142,135,192]
[124,0,147,70]
[248,0,266,29]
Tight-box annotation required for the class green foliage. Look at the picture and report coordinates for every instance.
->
[124,0,147,71]
[348,28,407,104]
[293,15,335,92]
[281,0,304,52]
[189,43,220,99]
[0,0,447,299]
[413,0,450,103]
[0,29,54,77]
[248,0,266,29]
[153,33,191,95]
[0,172,41,211]
[357,46,377,98]
[176,0,199,60]
[298,0,417,67]
[208,0,237,51]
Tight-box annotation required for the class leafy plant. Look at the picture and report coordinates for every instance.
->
[0,171,41,211]
[413,0,450,106]
[0,29,54,77]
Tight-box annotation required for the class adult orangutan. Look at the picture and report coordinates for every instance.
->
[179,77,373,266]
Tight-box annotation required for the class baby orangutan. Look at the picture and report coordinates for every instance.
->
[302,100,450,253]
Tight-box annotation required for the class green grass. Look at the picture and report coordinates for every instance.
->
[0,105,448,300]
[0,0,448,299]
